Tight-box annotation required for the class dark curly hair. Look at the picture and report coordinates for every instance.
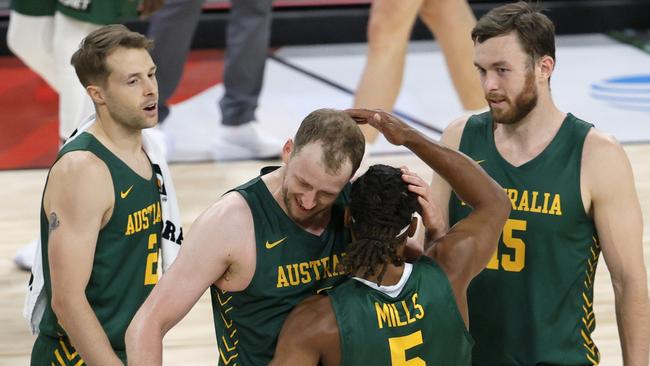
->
[341,164,419,285]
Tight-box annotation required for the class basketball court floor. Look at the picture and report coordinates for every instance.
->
[0,34,648,364]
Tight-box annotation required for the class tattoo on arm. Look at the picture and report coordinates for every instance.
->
[49,212,60,233]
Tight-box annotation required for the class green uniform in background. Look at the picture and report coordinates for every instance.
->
[11,0,139,24]
[329,256,473,366]
[449,112,599,365]
[211,167,351,366]
[31,132,162,365]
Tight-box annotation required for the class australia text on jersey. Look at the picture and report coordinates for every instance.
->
[123,201,184,245]
[462,188,562,216]
[276,253,345,288]
[125,201,162,235]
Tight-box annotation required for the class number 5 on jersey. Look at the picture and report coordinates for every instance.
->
[487,219,527,272]
[389,330,425,365]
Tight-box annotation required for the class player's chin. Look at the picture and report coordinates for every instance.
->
[141,114,159,128]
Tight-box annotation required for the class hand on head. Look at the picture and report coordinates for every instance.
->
[345,109,412,146]
[400,167,444,242]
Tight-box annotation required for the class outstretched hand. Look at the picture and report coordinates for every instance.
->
[345,109,412,146]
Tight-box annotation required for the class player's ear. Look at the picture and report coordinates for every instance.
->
[281,139,293,164]
[538,55,555,83]
[407,216,418,238]
[86,85,105,105]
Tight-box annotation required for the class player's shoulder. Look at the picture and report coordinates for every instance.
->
[581,128,633,195]
[188,190,254,246]
[286,295,337,334]
[292,294,334,318]
[50,150,110,184]
[199,191,251,220]
[441,115,472,149]
[273,294,339,364]
[583,127,626,163]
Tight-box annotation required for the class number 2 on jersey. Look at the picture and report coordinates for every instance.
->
[388,330,425,365]
[144,233,159,285]
[486,219,527,272]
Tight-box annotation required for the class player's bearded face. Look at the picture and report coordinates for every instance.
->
[488,66,538,125]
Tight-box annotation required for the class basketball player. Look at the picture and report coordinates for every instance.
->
[269,109,510,365]
[8,0,167,273]
[431,2,649,364]
[30,25,165,365]
[126,109,367,365]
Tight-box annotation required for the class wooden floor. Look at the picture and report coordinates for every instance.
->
[1,147,648,365]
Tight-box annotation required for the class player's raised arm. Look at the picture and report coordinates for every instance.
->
[429,116,471,233]
[347,108,510,320]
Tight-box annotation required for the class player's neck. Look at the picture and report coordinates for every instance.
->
[493,97,565,166]
[360,264,405,287]
[497,93,564,139]
[91,111,144,155]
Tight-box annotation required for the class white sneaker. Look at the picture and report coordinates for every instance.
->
[213,121,283,160]
[14,239,38,271]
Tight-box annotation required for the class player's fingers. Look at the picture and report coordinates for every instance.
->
[344,108,374,124]
[408,184,430,200]
[402,172,426,187]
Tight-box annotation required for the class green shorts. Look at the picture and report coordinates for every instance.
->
[31,334,126,365]
[11,0,140,25]
[31,335,85,366]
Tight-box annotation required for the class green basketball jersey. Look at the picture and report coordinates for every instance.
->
[35,132,162,361]
[211,167,351,366]
[449,112,599,365]
[329,256,473,366]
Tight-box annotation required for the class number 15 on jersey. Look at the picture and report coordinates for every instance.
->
[486,219,527,272]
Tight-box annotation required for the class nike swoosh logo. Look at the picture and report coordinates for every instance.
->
[120,185,134,199]
[316,286,333,294]
[265,237,288,249]
[476,160,486,164]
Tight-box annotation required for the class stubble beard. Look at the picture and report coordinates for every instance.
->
[490,70,538,125]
